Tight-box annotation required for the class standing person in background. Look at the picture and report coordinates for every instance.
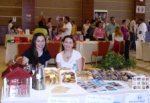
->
[34,20,48,37]
[82,19,90,40]
[22,33,51,67]
[106,16,119,41]
[71,20,77,40]
[130,19,136,51]
[87,19,96,41]
[121,19,130,60]
[8,19,13,34]
[47,18,52,40]
[56,35,82,71]
[61,16,72,38]
[137,18,147,42]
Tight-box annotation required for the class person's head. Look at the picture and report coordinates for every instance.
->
[114,26,123,37]
[137,18,144,24]
[48,18,52,22]
[62,35,74,51]
[59,18,63,22]
[32,33,47,52]
[64,16,70,24]
[71,20,75,25]
[8,19,12,23]
[122,19,126,24]
[85,19,90,24]
[96,21,103,28]
[110,16,115,24]
[91,19,95,24]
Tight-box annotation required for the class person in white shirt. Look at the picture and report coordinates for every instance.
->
[137,18,147,42]
[61,16,72,38]
[82,19,90,40]
[56,35,82,71]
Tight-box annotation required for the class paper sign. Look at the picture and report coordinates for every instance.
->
[125,92,148,103]
[48,97,79,103]
[85,94,114,103]
[12,16,16,22]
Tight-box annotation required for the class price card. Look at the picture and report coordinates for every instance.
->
[85,94,114,103]
[47,97,79,103]
[125,92,148,103]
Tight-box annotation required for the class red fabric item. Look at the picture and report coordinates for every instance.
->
[47,42,61,58]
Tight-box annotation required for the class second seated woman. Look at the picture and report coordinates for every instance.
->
[22,33,51,67]
[56,35,82,71]
[93,21,107,41]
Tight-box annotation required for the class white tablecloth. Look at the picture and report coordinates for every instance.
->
[5,34,33,47]
[5,43,18,64]
[1,82,150,103]
[136,41,150,61]
[76,41,113,63]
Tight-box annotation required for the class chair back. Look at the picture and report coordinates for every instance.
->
[112,40,125,54]
[97,41,110,56]
[17,43,31,57]
[47,42,61,58]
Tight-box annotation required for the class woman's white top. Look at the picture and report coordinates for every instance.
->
[56,50,81,69]
[112,33,123,42]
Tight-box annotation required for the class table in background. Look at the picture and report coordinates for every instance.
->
[5,34,33,47]
[136,41,150,61]
[76,41,113,63]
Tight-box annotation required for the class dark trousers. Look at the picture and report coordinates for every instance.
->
[124,40,130,60]
[130,32,136,51]
[108,35,112,41]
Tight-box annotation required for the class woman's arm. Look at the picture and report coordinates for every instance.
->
[56,62,61,68]
[22,56,29,65]
[76,57,82,71]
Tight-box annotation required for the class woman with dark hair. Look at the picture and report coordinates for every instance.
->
[93,21,107,41]
[22,33,51,67]
[8,19,13,33]
[56,35,82,71]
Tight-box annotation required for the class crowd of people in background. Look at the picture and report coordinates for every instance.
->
[7,15,149,61]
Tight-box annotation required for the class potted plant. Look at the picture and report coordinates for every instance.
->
[95,51,136,71]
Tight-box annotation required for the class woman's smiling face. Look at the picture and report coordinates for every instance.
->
[35,36,45,51]
[63,37,74,50]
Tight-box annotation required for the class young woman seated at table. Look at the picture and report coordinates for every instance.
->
[93,21,107,41]
[56,35,82,71]
[22,33,51,67]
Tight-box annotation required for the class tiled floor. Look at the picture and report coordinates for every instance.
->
[0,45,150,100]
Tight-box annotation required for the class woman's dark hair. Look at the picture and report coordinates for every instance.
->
[48,18,52,22]
[8,19,12,23]
[122,19,126,23]
[62,35,74,50]
[96,21,102,27]
[30,33,47,66]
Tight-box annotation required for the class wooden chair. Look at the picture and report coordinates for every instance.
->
[91,41,110,66]
[112,40,125,55]
[47,42,61,62]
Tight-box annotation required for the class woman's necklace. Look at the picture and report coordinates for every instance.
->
[63,50,72,61]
